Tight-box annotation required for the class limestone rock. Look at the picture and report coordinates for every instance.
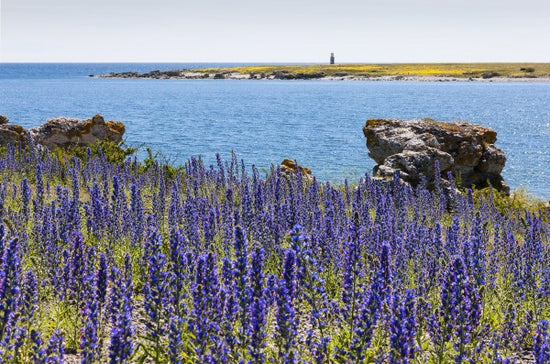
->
[29,114,125,149]
[0,124,28,146]
[279,159,313,181]
[363,118,508,193]
[375,148,454,181]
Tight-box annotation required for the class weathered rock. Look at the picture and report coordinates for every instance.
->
[363,118,509,193]
[29,114,125,149]
[375,148,454,181]
[279,159,313,181]
[0,115,9,125]
[273,71,295,80]
[0,124,28,146]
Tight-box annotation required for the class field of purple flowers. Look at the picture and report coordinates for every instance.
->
[0,143,549,363]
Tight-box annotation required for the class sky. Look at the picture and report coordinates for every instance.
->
[1,0,549,63]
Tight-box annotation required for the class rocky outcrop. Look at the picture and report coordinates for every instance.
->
[29,114,125,149]
[0,124,28,146]
[363,118,508,193]
[0,114,125,150]
[279,159,313,181]
[0,115,9,125]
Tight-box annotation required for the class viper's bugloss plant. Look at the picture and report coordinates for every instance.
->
[247,245,267,363]
[534,320,550,364]
[275,248,298,363]
[108,257,134,364]
[0,148,547,362]
[141,227,170,363]
[389,290,417,364]
[80,291,100,364]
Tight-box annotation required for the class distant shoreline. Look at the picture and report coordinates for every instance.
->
[94,73,550,83]
[93,62,550,82]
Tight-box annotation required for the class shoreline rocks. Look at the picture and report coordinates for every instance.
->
[95,70,550,83]
[0,114,125,150]
[279,159,313,181]
[363,118,509,193]
[0,124,28,147]
[30,114,125,149]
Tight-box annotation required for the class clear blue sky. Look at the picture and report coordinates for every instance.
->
[1,0,549,62]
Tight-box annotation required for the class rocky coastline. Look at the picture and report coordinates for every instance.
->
[94,70,550,82]
[0,113,512,195]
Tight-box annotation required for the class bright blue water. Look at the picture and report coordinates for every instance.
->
[1,63,549,198]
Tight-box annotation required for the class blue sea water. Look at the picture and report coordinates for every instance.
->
[1,63,549,198]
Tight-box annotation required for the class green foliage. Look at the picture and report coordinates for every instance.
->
[473,186,549,219]
[140,147,183,179]
[53,140,137,166]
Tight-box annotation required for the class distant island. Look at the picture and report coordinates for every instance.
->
[95,63,550,81]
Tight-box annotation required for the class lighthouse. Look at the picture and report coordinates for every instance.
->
[330,52,335,64]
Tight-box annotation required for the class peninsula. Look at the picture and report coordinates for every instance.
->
[96,63,550,81]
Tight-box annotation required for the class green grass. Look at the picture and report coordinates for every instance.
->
[195,63,550,78]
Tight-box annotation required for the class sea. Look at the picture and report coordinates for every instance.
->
[1,63,549,198]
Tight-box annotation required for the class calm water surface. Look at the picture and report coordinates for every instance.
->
[1,63,549,198]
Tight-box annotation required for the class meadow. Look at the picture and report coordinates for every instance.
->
[0,143,549,363]
[195,63,550,79]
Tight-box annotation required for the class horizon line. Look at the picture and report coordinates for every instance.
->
[2,61,550,64]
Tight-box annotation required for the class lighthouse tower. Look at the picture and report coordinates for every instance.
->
[330,52,335,64]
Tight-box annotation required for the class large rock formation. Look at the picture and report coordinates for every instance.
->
[29,114,125,149]
[363,118,508,193]
[0,114,125,150]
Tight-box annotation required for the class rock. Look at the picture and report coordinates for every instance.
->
[0,114,126,151]
[294,72,326,79]
[279,159,313,181]
[478,145,506,174]
[363,118,509,193]
[29,114,125,150]
[163,70,183,77]
[0,124,28,146]
[481,72,500,79]
[376,148,454,181]
[273,71,295,80]
[0,115,9,125]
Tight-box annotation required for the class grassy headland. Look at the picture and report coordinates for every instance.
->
[195,62,550,79]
